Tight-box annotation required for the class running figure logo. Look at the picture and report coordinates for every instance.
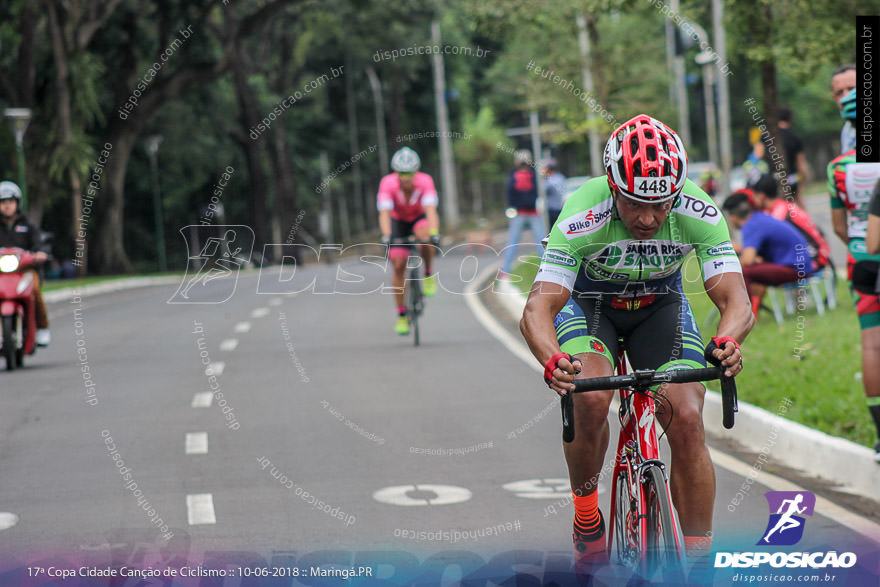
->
[168,225,254,304]
[757,491,816,546]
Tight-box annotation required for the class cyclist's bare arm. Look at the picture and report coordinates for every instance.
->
[831,208,848,244]
[423,205,440,234]
[739,247,758,266]
[867,213,880,255]
[704,272,753,376]
[520,280,581,394]
[379,209,392,237]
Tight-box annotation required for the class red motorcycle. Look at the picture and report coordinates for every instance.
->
[0,247,40,370]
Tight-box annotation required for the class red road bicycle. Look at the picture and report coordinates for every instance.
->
[561,347,737,577]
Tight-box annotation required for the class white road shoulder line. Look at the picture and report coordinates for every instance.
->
[192,392,213,408]
[465,261,880,544]
[0,513,18,531]
[219,338,238,351]
[206,362,224,376]
[464,263,540,374]
[186,493,216,525]
[185,432,208,455]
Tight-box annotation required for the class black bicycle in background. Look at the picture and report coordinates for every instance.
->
[390,236,429,346]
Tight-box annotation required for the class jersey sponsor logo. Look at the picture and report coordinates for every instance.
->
[675,193,721,225]
[590,340,605,354]
[585,263,629,281]
[595,241,687,268]
[706,242,735,256]
[14,225,28,233]
[559,198,613,238]
[703,257,742,277]
[536,264,575,285]
[542,250,577,267]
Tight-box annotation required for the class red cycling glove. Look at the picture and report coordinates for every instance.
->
[704,336,740,367]
[544,353,581,384]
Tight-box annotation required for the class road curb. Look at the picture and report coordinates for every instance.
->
[490,277,880,502]
[43,276,183,303]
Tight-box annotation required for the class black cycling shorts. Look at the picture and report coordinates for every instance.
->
[554,283,707,372]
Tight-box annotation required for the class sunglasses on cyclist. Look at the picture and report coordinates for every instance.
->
[397,172,415,179]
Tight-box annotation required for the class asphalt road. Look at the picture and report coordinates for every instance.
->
[0,241,877,585]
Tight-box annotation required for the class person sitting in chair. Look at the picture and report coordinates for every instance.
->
[722,191,815,320]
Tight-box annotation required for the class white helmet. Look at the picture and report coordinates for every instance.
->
[391,147,421,173]
[514,150,532,165]
[0,181,22,201]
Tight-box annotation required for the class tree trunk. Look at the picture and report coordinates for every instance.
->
[46,2,87,273]
[759,60,790,191]
[229,44,271,260]
[92,120,140,274]
[345,57,365,235]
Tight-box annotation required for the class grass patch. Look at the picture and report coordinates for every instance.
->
[512,254,872,447]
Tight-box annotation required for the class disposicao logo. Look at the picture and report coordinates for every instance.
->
[714,491,857,570]
[758,491,814,546]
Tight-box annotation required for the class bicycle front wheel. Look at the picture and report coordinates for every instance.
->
[613,469,639,570]
[407,275,422,347]
[643,464,682,576]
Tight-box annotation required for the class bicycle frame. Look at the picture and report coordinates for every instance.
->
[391,236,428,347]
[561,351,736,575]
[605,349,683,569]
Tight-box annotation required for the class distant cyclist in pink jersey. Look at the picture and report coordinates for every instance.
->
[378,147,441,335]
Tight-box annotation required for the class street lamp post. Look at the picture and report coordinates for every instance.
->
[144,135,167,271]
[4,108,32,210]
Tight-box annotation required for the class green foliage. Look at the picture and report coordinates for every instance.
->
[0,0,869,267]
[454,106,509,177]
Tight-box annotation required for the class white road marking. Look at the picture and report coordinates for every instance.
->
[269,298,283,306]
[502,478,606,498]
[251,307,270,318]
[372,484,472,506]
[186,494,216,525]
[464,264,541,373]
[191,392,213,408]
[0,513,18,531]
[709,448,880,543]
[466,261,880,541]
[233,322,251,333]
[206,362,224,376]
[219,338,238,351]
[185,432,208,455]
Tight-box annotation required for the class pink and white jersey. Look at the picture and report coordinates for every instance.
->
[376,172,438,222]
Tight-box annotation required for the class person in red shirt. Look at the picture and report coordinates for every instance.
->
[499,150,545,279]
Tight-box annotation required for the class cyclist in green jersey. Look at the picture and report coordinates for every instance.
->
[520,115,753,574]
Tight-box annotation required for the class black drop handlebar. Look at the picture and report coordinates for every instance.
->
[561,367,738,443]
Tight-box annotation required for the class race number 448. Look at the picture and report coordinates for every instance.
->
[634,178,670,197]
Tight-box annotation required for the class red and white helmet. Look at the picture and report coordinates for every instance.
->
[603,114,687,203]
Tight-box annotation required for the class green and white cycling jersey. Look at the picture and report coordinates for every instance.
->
[535,177,741,295]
